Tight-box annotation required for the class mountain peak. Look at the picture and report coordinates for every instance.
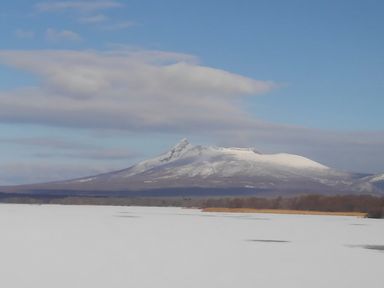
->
[159,138,192,163]
[36,139,384,196]
[172,138,190,150]
[83,139,331,183]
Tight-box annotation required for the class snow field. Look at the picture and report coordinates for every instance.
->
[0,204,383,288]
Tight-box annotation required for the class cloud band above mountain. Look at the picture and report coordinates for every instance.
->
[0,49,276,131]
[0,48,383,175]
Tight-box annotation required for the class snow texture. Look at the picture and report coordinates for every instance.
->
[370,173,384,182]
[0,204,383,288]
[112,138,329,179]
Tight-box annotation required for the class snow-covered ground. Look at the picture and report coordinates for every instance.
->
[0,204,383,288]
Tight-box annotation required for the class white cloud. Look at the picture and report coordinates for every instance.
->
[0,137,92,150]
[79,14,108,23]
[14,29,35,39]
[45,28,82,42]
[0,162,113,185]
[36,1,123,12]
[0,136,137,184]
[0,136,137,160]
[34,148,136,160]
[0,49,275,131]
[2,49,382,174]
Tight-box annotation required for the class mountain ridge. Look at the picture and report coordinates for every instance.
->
[1,139,383,196]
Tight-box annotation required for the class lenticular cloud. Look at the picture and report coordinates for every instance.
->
[0,49,276,131]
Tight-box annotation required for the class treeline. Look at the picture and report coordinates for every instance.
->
[0,194,187,207]
[1,193,383,218]
[199,195,384,218]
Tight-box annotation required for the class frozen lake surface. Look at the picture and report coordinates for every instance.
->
[0,204,383,288]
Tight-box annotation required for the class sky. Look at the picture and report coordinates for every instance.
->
[0,0,383,185]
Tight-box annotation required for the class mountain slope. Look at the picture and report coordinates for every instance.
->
[1,139,382,196]
[355,173,384,193]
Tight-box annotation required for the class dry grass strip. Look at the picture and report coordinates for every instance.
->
[202,207,367,217]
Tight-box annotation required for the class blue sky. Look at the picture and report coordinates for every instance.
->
[0,0,383,184]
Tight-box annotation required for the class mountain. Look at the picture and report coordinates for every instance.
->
[355,173,384,193]
[370,173,384,184]
[1,139,383,197]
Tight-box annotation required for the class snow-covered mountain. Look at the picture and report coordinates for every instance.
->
[2,139,383,196]
[369,173,384,183]
[115,138,329,177]
[355,173,384,193]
